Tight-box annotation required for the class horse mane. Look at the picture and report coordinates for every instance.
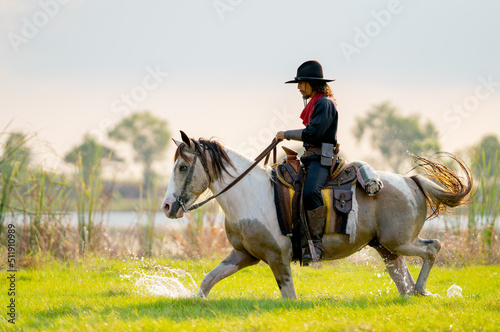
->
[174,138,235,181]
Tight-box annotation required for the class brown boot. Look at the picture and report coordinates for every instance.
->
[303,205,327,263]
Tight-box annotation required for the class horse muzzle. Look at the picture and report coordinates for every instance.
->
[161,196,185,219]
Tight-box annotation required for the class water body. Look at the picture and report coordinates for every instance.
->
[90,212,499,230]
[7,211,188,228]
[71,211,187,228]
[423,215,499,231]
[7,211,498,230]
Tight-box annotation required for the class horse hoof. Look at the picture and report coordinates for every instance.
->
[413,289,433,296]
[310,261,322,269]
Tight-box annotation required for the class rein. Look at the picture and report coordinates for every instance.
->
[178,138,281,212]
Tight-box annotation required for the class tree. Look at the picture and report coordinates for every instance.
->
[353,102,441,173]
[0,131,33,232]
[65,134,120,184]
[472,134,500,179]
[0,131,32,178]
[1,131,31,164]
[108,111,170,191]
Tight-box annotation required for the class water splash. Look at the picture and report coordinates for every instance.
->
[121,265,198,298]
[447,284,463,298]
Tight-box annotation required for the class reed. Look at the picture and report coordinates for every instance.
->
[136,180,160,257]
[72,147,114,253]
[0,131,32,234]
[0,155,16,235]
[0,131,81,260]
[166,203,230,259]
[24,169,73,252]
[434,147,500,265]
[0,131,117,260]
[467,148,499,257]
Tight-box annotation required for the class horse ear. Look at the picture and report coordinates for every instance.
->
[180,130,193,148]
[172,138,182,147]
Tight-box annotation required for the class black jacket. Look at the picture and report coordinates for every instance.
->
[301,96,338,147]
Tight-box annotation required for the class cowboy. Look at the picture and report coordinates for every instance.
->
[276,60,338,262]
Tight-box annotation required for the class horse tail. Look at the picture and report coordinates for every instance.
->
[410,153,473,219]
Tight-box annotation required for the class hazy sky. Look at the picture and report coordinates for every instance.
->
[1,0,499,178]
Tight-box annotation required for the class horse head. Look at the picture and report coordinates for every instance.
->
[162,131,234,219]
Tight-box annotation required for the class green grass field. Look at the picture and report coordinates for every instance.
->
[1,257,499,331]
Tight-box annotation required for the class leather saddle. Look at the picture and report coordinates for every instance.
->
[271,147,357,238]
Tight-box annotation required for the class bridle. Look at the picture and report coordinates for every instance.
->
[175,141,212,212]
[174,138,281,213]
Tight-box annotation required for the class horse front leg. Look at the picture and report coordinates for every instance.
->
[199,248,259,298]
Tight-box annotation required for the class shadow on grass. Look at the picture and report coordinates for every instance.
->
[31,295,415,327]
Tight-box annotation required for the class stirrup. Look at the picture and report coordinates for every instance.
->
[302,247,324,265]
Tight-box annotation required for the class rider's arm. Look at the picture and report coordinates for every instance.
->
[284,129,304,141]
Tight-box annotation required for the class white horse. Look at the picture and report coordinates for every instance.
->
[162,133,472,298]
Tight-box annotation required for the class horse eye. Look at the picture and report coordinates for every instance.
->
[179,165,188,172]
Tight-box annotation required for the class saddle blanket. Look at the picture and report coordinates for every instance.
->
[271,162,359,243]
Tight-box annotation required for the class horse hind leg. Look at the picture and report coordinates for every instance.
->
[390,238,441,296]
[372,243,415,296]
[199,248,259,298]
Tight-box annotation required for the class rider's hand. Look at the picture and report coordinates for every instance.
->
[276,131,285,141]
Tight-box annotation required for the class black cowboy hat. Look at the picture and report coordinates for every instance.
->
[285,60,335,84]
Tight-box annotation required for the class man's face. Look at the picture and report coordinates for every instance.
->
[298,81,312,99]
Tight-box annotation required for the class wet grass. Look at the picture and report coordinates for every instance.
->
[1,257,499,331]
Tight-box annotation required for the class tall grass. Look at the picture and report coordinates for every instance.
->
[0,131,117,262]
[434,148,500,265]
[136,181,160,257]
[73,148,113,252]
[0,131,32,234]
[166,203,230,259]
[0,130,173,263]
[0,132,78,259]
[24,169,73,252]
[0,154,16,234]
[467,149,500,260]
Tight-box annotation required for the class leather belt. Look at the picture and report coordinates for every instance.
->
[304,146,321,157]
[303,147,322,156]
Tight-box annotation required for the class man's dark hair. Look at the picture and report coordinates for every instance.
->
[309,80,333,97]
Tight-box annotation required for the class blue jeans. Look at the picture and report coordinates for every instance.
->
[301,155,330,211]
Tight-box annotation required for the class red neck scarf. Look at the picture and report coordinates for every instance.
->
[300,93,324,126]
